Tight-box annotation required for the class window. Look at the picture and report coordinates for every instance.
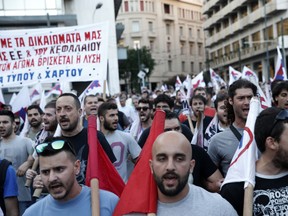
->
[124,1,129,12]
[264,25,274,40]
[166,23,171,35]
[241,36,249,48]
[133,40,141,49]
[224,45,230,56]
[167,42,171,53]
[197,29,201,38]
[168,60,172,71]
[180,42,185,55]
[189,28,192,37]
[140,0,144,11]
[148,21,153,32]
[164,3,170,14]
[199,62,203,71]
[231,13,238,23]
[149,40,154,51]
[190,62,194,73]
[277,19,288,36]
[132,21,140,32]
[182,61,185,72]
[251,1,259,12]
[223,19,229,29]
[198,43,203,56]
[180,26,184,36]
[189,43,194,55]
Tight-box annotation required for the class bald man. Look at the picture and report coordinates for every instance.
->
[149,131,237,216]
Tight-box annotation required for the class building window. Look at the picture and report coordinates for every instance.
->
[148,21,153,32]
[189,27,192,37]
[168,60,172,71]
[199,62,203,71]
[164,3,170,14]
[251,1,259,12]
[231,13,238,23]
[132,21,140,32]
[189,43,194,55]
[149,40,154,51]
[182,61,185,72]
[167,42,171,53]
[180,42,185,55]
[133,40,141,49]
[197,29,201,38]
[180,26,183,36]
[124,1,129,12]
[277,18,288,36]
[140,0,144,11]
[166,23,171,35]
[264,25,274,40]
[198,43,203,56]
[190,62,194,73]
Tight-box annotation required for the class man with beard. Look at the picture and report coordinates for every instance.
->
[128,98,152,141]
[24,105,44,140]
[221,107,288,215]
[149,131,237,216]
[55,93,116,184]
[82,95,98,128]
[0,110,34,215]
[208,79,257,176]
[98,102,141,183]
[23,137,119,216]
[272,80,288,109]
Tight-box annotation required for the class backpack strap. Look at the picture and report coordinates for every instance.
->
[0,159,12,215]
[229,125,242,141]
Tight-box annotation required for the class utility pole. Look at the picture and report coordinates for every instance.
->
[263,0,270,81]
[281,17,287,72]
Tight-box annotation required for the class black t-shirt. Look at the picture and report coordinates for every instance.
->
[62,128,116,184]
[183,116,213,135]
[138,126,217,188]
[221,173,288,216]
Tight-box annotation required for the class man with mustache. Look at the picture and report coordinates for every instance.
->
[149,131,237,215]
[23,137,119,216]
[24,105,44,140]
[82,94,98,128]
[98,102,141,183]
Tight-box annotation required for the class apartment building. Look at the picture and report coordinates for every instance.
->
[117,0,205,90]
[203,0,288,82]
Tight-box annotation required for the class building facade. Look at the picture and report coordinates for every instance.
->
[203,0,288,82]
[117,0,205,90]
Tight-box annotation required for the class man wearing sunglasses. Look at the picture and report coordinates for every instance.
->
[221,107,288,215]
[128,98,153,141]
[0,110,34,215]
[23,137,119,216]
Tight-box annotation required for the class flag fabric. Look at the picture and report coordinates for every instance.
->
[78,80,103,103]
[113,110,166,216]
[264,82,272,108]
[161,84,168,92]
[242,66,259,86]
[30,83,42,104]
[192,72,206,89]
[222,97,260,188]
[183,74,192,99]
[203,115,219,150]
[45,83,62,98]
[273,46,287,81]
[11,86,31,121]
[191,112,204,148]
[210,68,226,94]
[175,76,182,91]
[0,88,5,109]
[229,66,242,86]
[85,115,125,197]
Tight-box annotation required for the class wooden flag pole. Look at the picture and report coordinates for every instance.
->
[187,114,194,134]
[243,183,253,216]
[91,178,100,216]
[25,158,39,187]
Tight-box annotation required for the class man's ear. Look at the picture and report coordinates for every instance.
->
[99,116,104,122]
[190,159,195,174]
[266,136,279,151]
[74,160,81,175]
[149,159,154,174]
[228,97,233,105]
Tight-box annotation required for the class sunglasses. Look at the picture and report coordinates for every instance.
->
[136,106,149,111]
[270,109,288,133]
[36,140,76,156]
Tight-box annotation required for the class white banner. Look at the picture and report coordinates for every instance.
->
[0,22,109,87]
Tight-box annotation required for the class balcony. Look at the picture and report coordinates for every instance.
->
[163,13,175,21]
[148,32,157,38]
[130,32,142,38]
[203,0,221,14]
[267,0,288,15]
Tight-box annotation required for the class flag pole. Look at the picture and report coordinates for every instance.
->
[88,115,100,216]
[103,80,107,101]
[243,183,253,216]
[25,158,38,187]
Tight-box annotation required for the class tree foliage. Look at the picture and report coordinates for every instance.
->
[119,46,155,91]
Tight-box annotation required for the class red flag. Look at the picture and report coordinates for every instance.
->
[113,110,166,216]
[85,115,125,197]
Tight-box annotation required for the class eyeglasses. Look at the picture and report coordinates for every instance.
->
[136,106,149,111]
[164,126,181,132]
[270,109,288,133]
[35,140,76,156]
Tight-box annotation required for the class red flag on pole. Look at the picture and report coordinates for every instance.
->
[86,115,125,197]
[113,110,166,216]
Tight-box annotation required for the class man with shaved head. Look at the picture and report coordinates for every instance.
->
[150,131,237,216]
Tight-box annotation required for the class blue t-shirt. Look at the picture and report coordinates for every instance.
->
[23,185,119,216]
[1,160,18,198]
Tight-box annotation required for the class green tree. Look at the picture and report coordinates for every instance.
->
[119,46,155,92]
